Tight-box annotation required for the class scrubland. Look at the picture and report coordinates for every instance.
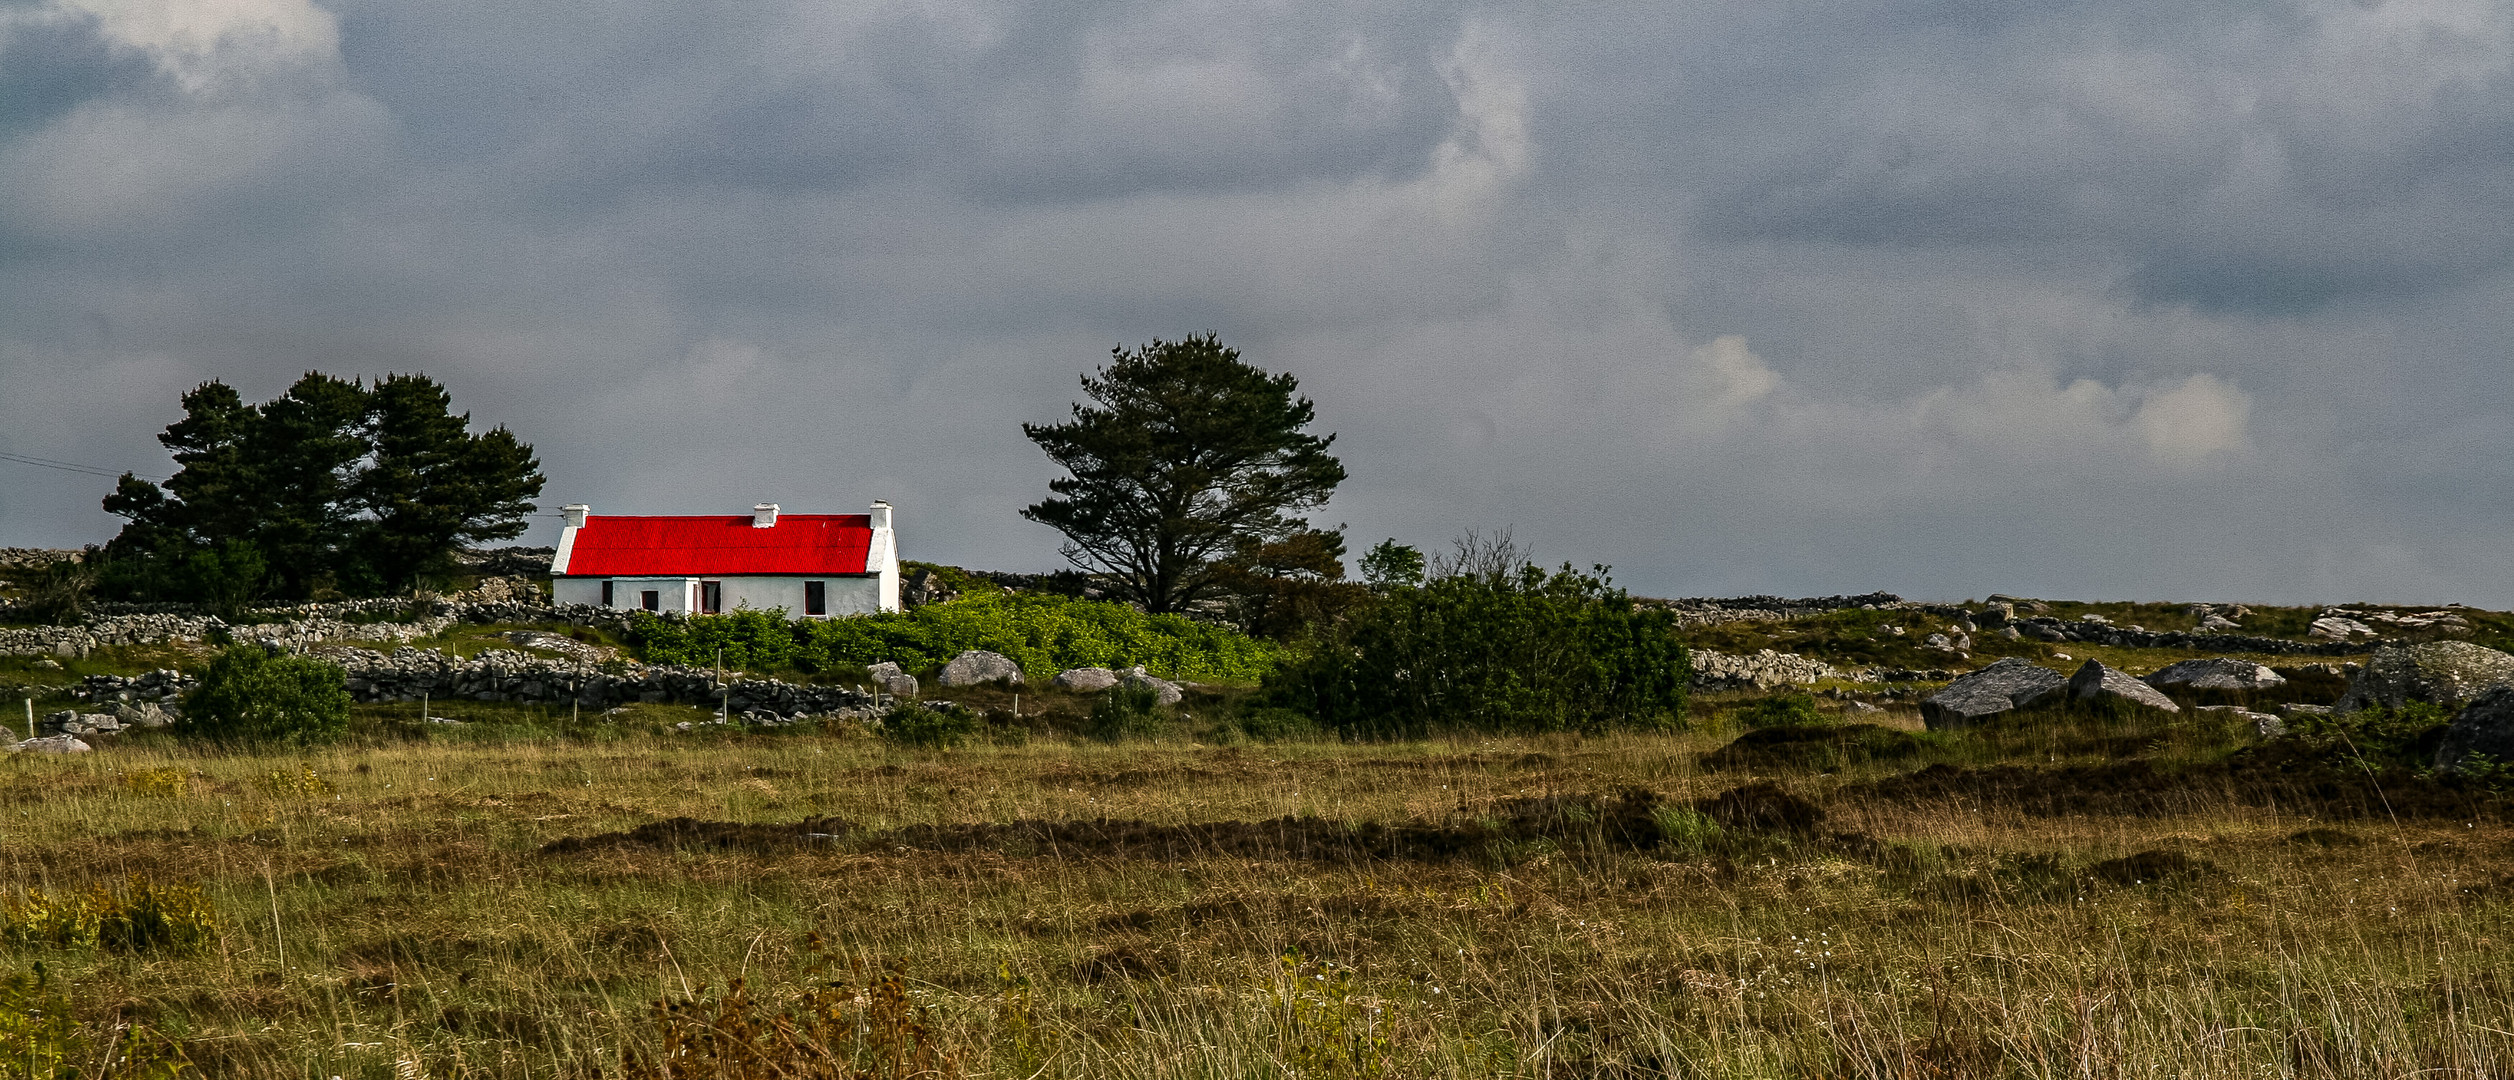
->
[1,695,2508,1079]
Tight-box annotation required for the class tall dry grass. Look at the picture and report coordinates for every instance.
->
[0,723,2502,1078]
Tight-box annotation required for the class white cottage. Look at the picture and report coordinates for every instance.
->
[548,502,900,619]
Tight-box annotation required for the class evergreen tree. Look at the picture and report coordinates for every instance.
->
[1022,334,1345,613]
[355,374,545,591]
[100,372,544,603]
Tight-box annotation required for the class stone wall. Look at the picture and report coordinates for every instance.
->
[0,549,80,571]
[1642,592,1914,629]
[71,647,876,720]
[2007,616,2372,656]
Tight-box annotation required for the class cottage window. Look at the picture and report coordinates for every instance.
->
[641,590,659,611]
[600,580,614,607]
[700,581,723,614]
[804,580,826,616]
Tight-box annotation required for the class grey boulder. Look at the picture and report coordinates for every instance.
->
[1919,658,2067,730]
[864,661,919,699]
[2436,686,2514,774]
[1052,667,1121,693]
[2334,641,2514,713]
[2143,658,2286,693]
[2064,660,2181,712]
[10,736,90,754]
[939,650,1026,688]
[1121,667,1185,706]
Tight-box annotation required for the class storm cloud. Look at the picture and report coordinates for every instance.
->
[5,0,2511,605]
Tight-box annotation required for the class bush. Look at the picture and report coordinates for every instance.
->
[1264,562,1688,739]
[625,592,1280,681]
[628,608,799,672]
[180,645,352,745]
[1084,684,1168,742]
[1735,692,1825,730]
[1,877,216,954]
[878,703,981,749]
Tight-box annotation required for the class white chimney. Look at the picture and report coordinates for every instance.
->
[868,500,892,530]
[561,504,589,529]
[753,503,779,528]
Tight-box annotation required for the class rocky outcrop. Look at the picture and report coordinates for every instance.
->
[2436,687,2514,774]
[938,650,1025,688]
[1052,667,1121,693]
[2334,641,2514,713]
[1689,649,1846,690]
[1920,658,2067,730]
[2065,660,2180,712]
[2143,658,2286,693]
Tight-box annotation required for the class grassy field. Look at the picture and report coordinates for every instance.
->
[2,694,2508,1079]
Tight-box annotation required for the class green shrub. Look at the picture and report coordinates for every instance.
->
[1264,562,1688,739]
[879,703,981,749]
[180,645,352,745]
[628,608,799,671]
[1735,692,1825,730]
[1084,684,1168,743]
[2280,702,2455,772]
[2,877,216,955]
[626,591,1281,681]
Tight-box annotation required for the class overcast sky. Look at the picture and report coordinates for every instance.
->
[4,0,2512,605]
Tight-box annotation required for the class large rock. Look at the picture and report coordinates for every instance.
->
[1919,658,2068,730]
[9,736,90,754]
[2334,641,2514,713]
[1052,667,1121,693]
[864,661,919,699]
[1121,667,1185,706]
[2067,660,2180,712]
[2143,658,2286,693]
[2436,686,2514,774]
[938,650,1026,688]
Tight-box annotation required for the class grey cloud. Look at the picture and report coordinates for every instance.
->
[5,0,2514,607]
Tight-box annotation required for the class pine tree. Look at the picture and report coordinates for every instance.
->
[1022,334,1344,613]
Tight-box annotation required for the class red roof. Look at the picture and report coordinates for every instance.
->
[558,515,875,576]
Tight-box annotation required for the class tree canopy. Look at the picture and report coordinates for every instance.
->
[101,372,543,604]
[1022,334,1346,614]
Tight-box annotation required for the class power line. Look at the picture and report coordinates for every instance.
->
[0,450,166,482]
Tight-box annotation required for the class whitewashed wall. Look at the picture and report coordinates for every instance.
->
[552,575,883,619]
